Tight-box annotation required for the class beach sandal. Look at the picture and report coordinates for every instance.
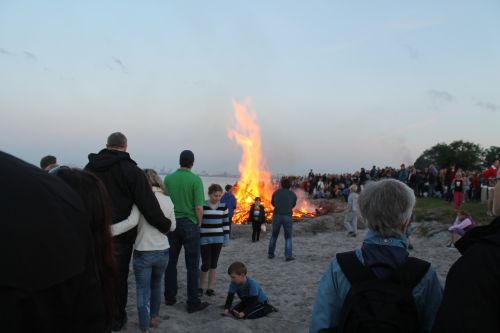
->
[205,289,215,296]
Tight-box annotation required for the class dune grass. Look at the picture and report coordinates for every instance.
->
[414,197,490,225]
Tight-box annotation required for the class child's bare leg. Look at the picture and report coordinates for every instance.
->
[199,271,207,289]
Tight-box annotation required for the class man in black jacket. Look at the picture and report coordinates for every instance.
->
[85,132,172,331]
[432,216,500,333]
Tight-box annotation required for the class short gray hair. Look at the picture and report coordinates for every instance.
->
[107,132,127,148]
[358,179,415,238]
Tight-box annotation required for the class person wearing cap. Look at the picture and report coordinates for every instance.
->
[85,132,172,331]
[163,150,209,313]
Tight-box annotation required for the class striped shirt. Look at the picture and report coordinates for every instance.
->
[200,200,230,245]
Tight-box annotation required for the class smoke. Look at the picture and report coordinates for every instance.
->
[0,47,14,55]
[428,89,455,103]
[24,51,37,61]
[112,56,127,73]
[292,188,318,213]
[476,101,498,113]
[401,43,419,59]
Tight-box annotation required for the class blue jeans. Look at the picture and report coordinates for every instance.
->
[268,214,293,258]
[164,218,201,305]
[133,249,169,331]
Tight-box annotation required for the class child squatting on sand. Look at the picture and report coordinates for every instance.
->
[223,262,277,319]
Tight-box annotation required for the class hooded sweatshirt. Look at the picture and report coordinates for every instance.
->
[85,149,171,243]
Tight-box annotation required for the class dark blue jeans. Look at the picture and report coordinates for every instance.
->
[268,214,293,258]
[164,218,201,305]
[113,241,134,323]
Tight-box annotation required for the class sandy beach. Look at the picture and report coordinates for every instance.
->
[118,206,460,333]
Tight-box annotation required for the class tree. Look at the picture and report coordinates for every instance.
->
[448,140,483,170]
[414,141,483,170]
[414,143,454,170]
[484,146,500,166]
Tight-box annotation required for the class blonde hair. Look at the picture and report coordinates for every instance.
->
[349,184,358,192]
[144,169,168,195]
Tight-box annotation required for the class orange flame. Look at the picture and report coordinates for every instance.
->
[228,99,316,224]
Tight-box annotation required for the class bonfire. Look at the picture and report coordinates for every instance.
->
[228,100,316,224]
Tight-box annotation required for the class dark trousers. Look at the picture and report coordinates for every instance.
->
[164,218,201,305]
[252,223,261,241]
[233,300,274,319]
[113,241,134,323]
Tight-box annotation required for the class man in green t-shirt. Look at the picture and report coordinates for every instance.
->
[163,150,209,313]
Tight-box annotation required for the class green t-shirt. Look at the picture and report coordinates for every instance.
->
[164,168,205,224]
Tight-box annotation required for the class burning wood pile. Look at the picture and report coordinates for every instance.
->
[228,100,317,224]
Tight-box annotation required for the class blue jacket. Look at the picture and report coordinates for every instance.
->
[220,192,237,219]
[309,230,443,333]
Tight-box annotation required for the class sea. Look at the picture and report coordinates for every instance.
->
[161,175,239,200]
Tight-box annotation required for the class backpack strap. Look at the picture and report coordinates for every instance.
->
[336,251,375,284]
[337,251,430,289]
[392,257,430,289]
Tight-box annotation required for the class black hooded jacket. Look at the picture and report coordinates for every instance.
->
[85,149,171,243]
[0,151,108,332]
[432,217,500,333]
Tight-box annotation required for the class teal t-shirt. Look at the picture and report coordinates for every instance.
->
[164,168,205,224]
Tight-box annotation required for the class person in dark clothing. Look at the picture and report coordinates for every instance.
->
[0,151,109,333]
[369,165,378,180]
[85,132,172,331]
[268,178,297,261]
[54,168,119,332]
[221,184,237,236]
[248,197,266,242]
[428,164,438,198]
[432,216,500,333]
[359,168,367,186]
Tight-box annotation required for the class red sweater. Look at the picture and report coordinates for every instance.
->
[482,166,498,181]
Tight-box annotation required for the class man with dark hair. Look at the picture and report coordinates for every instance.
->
[268,177,297,261]
[85,132,172,331]
[1,151,107,332]
[163,150,209,313]
[40,155,57,171]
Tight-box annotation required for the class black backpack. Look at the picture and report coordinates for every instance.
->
[331,251,430,333]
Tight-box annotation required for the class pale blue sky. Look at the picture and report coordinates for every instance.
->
[1,1,499,174]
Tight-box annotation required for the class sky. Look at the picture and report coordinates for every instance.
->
[1,1,499,175]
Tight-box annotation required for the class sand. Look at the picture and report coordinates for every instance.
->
[119,213,460,333]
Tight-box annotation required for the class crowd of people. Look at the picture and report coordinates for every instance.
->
[1,131,499,333]
[290,162,498,214]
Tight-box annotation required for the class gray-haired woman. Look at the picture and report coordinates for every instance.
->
[310,179,443,333]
